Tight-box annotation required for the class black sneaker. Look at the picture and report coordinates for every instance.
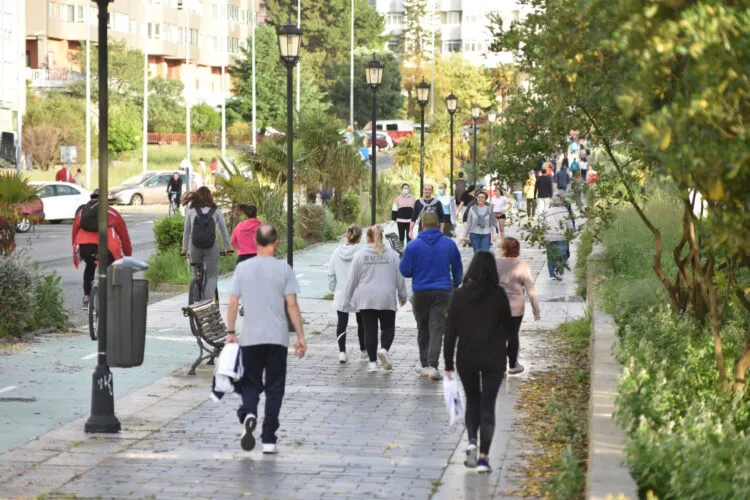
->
[240,414,257,451]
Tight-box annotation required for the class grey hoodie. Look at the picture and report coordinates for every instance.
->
[327,243,363,312]
[343,245,407,312]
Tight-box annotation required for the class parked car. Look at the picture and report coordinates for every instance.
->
[14,196,45,233]
[29,182,90,224]
[365,119,414,145]
[108,170,204,205]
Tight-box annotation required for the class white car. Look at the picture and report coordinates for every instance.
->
[31,182,91,223]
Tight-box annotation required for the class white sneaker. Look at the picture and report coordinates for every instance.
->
[262,443,278,454]
[508,363,525,375]
[368,362,379,372]
[415,364,426,375]
[427,367,441,380]
[377,348,392,370]
[464,441,478,468]
[338,352,347,364]
[360,350,369,362]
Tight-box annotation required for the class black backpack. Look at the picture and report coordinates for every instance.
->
[80,203,99,232]
[191,207,217,249]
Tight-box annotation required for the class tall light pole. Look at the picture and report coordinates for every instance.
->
[15,0,24,174]
[471,103,481,185]
[446,92,458,196]
[416,79,430,195]
[296,0,301,115]
[220,5,227,161]
[85,0,91,188]
[277,21,302,267]
[429,0,436,119]
[142,27,148,173]
[487,108,497,171]
[365,55,383,226]
[251,7,257,152]
[349,0,354,129]
[179,0,191,182]
[85,0,119,435]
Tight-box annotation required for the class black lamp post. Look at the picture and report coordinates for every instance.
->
[487,108,497,167]
[470,103,481,185]
[445,92,458,196]
[85,0,119,434]
[277,21,302,266]
[416,79,430,194]
[365,55,383,226]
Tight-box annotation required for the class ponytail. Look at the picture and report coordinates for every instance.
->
[367,225,385,256]
[347,224,362,244]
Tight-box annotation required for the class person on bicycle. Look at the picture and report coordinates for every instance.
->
[230,203,261,264]
[182,186,232,301]
[166,172,183,208]
[72,190,132,309]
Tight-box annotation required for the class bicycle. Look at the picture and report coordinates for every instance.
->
[168,191,180,217]
[186,251,230,335]
[89,278,99,340]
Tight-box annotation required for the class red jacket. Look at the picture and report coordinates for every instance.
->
[56,167,74,183]
[72,202,133,267]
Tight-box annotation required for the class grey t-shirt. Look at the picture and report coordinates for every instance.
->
[230,256,301,347]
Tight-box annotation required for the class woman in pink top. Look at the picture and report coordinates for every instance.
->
[230,204,262,264]
[495,237,541,375]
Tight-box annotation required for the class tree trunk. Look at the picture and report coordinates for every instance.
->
[733,328,750,392]
[0,219,16,257]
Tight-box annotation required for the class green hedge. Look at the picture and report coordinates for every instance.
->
[341,194,360,224]
[153,215,185,252]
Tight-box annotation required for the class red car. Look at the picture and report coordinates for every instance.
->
[14,196,45,233]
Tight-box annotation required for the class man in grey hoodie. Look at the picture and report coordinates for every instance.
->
[543,194,574,280]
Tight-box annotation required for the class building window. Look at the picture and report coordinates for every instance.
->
[76,5,83,22]
[443,39,461,53]
[212,4,217,19]
[385,12,404,27]
[228,4,239,21]
[148,22,161,40]
[47,1,56,17]
[227,36,239,54]
[387,38,399,52]
[190,28,198,46]
[60,4,75,22]
[443,11,460,25]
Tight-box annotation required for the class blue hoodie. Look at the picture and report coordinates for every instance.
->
[400,228,463,292]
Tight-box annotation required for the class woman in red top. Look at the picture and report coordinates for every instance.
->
[230,203,262,264]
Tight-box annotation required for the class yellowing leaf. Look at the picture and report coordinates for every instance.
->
[707,181,725,201]
[660,129,672,150]
[644,4,658,18]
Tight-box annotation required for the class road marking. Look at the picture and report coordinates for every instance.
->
[81,352,99,360]
[0,386,18,394]
[151,336,195,343]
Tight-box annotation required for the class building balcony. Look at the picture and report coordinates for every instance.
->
[26,68,84,89]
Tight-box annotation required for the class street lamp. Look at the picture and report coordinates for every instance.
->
[487,109,497,170]
[416,79,430,194]
[471,103,481,185]
[445,92,458,196]
[277,21,302,267]
[85,0,119,434]
[365,54,384,226]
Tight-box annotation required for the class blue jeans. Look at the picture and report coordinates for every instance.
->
[547,241,570,277]
[469,233,491,253]
[237,344,288,444]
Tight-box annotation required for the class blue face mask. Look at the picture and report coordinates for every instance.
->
[438,189,446,196]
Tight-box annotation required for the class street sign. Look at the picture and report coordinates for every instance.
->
[60,145,78,164]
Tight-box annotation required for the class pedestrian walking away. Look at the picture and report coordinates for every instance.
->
[327,224,365,364]
[436,182,457,237]
[72,190,133,309]
[74,168,84,186]
[543,194,574,280]
[231,203,262,264]
[400,212,463,380]
[458,184,476,223]
[463,191,499,253]
[555,165,571,194]
[496,237,541,375]
[181,187,232,300]
[343,226,407,372]
[491,188,510,241]
[523,172,536,218]
[225,224,307,454]
[454,171,466,205]
[444,251,513,473]
[534,167,554,214]
[391,184,416,247]
[410,184,445,238]
[511,180,524,213]
[55,164,75,183]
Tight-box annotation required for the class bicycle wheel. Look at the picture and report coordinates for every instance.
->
[88,285,98,341]
[189,280,201,305]
[213,287,219,305]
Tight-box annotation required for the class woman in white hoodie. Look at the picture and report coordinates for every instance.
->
[344,226,408,373]
[327,225,364,364]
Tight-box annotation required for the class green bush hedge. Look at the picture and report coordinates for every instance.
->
[341,194,360,224]
[297,205,326,239]
[153,215,185,252]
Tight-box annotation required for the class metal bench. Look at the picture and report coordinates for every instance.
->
[181,299,227,375]
[385,232,405,257]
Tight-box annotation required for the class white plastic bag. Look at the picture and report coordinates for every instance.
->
[442,374,465,426]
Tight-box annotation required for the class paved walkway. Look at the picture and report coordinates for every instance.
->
[0,221,585,499]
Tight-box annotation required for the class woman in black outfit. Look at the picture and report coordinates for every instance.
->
[444,251,512,473]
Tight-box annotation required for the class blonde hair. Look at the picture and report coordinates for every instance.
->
[347,224,362,244]
[367,225,385,255]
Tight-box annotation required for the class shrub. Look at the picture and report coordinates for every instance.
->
[31,272,68,330]
[109,102,142,157]
[341,194,360,224]
[297,205,326,239]
[144,249,191,286]
[0,256,36,337]
[321,209,347,242]
[575,229,594,298]
[153,215,185,252]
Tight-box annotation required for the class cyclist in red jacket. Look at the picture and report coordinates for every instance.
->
[71,190,132,309]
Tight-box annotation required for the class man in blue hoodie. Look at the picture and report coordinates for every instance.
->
[400,211,463,380]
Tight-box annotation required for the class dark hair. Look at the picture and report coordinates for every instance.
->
[240,203,257,218]
[256,223,278,247]
[462,251,499,289]
[188,186,216,209]
[501,237,520,258]
[347,224,362,244]
[466,184,476,193]
[476,191,487,200]
[458,172,464,178]
[401,183,409,189]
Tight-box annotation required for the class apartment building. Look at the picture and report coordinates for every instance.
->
[374,0,529,68]
[1,0,25,164]
[25,0,268,107]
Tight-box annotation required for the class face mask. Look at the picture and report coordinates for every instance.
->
[402,188,409,195]
[438,189,446,196]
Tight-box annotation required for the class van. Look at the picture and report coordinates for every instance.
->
[364,120,414,145]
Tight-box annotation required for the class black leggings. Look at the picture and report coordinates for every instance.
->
[237,253,256,264]
[360,309,396,362]
[79,244,114,296]
[397,222,411,246]
[457,367,504,455]
[508,316,523,369]
[336,311,364,353]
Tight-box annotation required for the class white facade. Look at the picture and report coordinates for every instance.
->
[0,0,25,163]
[375,0,529,68]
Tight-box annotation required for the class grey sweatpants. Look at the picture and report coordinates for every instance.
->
[411,290,451,369]
[189,243,220,301]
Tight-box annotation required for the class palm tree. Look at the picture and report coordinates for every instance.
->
[0,172,40,256]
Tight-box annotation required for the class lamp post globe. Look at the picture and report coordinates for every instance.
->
[445,92,458,196]
[277,23,302,67]
[416,79,430,194]
[365,55,384,225]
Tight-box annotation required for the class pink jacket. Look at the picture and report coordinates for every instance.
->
[230,218,261,256]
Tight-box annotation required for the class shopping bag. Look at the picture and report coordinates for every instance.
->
[443,375,465,426]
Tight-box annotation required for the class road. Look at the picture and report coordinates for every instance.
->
[14,210,161,328]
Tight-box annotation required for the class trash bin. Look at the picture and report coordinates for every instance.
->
[106,257,149,368]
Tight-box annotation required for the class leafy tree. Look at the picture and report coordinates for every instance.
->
[148,78,185,133]
[71,38,144,104]
[191,103,221,135]
[324,49,403,126]
[399,0,434,116]
[23,92,88,168]
[108,102,142,157]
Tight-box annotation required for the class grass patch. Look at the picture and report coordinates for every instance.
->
[512,319,591,498]
[144,249,236,287]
